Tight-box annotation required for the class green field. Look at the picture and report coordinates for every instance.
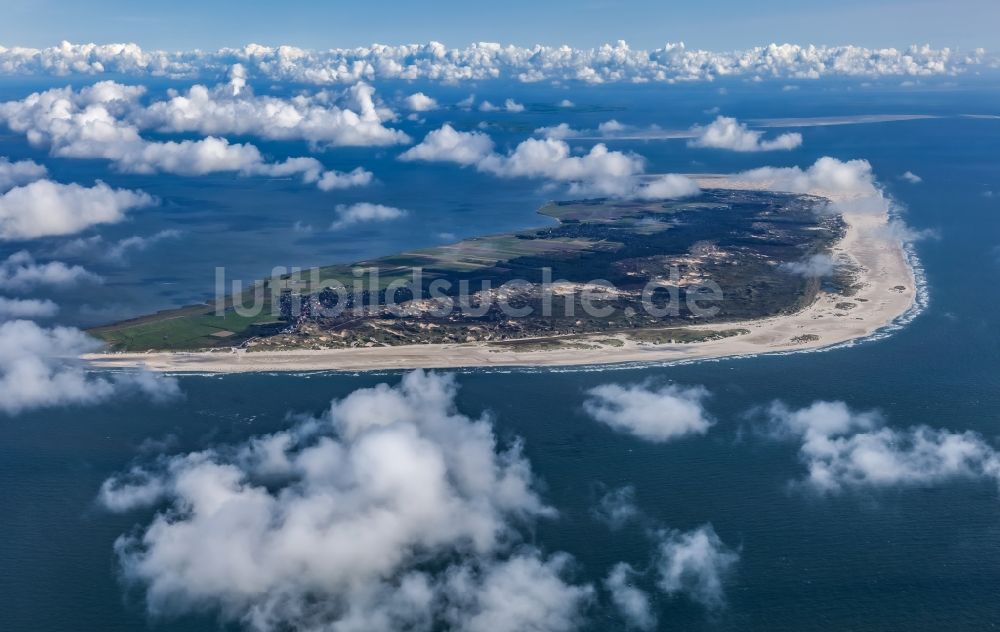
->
[89,302,283,351]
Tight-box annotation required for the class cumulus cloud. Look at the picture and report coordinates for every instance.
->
[330,202,408,229]
[557,99,575,108]
[477,138,644,196]
[51,229,180,264]
[635,174,701,200]
[876,218,939,243]
[0,250,101,290]
[0,83,371,190]
[605,563,656,630]
[446,553,591,632]
[761,400,1000,493]
[735,156,887,214]
[599,119,628,134]
[99,371,592,631]
[0,297,58,319]
[405,92,438,112]
[0,41,984,84]
[739,156,875,196]
[534,123,581,140]
[689,116,802,152]
[507,99,526,112]
[590,486,740,621]
[0,179,154,240]
[316,166,374,190]
[479,98,525,113]
[598,518,739,622]
[399,124,495,165]
[654,524,739,610]
[781,253,838,277]
[0,157,47,191]
[105,229,180,262]
[0,319,180,415]
[901,170,922,183]
[403,125,697,198]
[592,485,640,530]
[135,76,409,147]
[584,382,714,442]
[537,119,698,143]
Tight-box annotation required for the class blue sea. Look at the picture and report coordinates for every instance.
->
[1,76,999,630]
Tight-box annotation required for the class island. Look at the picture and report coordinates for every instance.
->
[85,176,917,373]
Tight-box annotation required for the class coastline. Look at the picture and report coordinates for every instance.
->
[84,178,918,374]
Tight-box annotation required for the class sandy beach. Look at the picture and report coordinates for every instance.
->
[85,177,917,374]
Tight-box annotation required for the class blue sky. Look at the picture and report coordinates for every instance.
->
[2,0,995,50]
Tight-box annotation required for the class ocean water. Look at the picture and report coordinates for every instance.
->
[1,77,999,630]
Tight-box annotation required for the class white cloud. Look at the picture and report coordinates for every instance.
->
[483,139,635,195]
[901,170,922,183]
[598,119,626,135]
[0,41,985,84]
[503,98,525,112]
[0,83,371,190]
[876,218,939,243]
[113,137,321,180]
[317,166,374,191]
[51,229,181,263]
[535,123,581,140]
[592,485,640,530]
[0,250,101,290]
[763,400,1000,493]
[0,297,58,319]
[541,119,704,143]
[689,116,803,152]
[735,156,887,215]
[405,92,438,112]
[537,119,634,140]
[399,124,495,166]
[478,139,644,196]
[739,156,875,196]
[605,563,656,631]
[330,202,407,229]
[594,488,739,621]
[479,98,525,113]
[0,157,47,191]
[105,229,180,262]
[535,119,696,142]
[557,99,575,108]
[584,382,714,442]
[445,553,592,632]
[781,253,838,277]
[0,319,180,415]
[600,521,739,620]
[100,371,591,631]
[635,174,701,200]
[136,77,409,147]
[405,125,698,198]
[0,179,154,240]
[654,524,738,609]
